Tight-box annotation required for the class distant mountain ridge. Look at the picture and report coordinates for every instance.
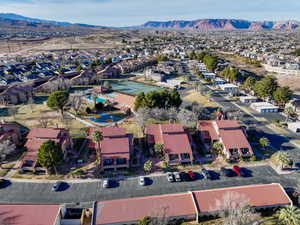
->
[0,13,103,28]
[141,19,300,30]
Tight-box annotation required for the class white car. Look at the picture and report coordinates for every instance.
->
[167,172,174,182]
[102,179,110,188]
[139,176,146,186]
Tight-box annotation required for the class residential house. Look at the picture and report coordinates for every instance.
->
[145,124,194,165]
[88,127,133,171]
[239,95,258,104]
[0,85,33,105]
[198,120,253,160]
[250,102,279,113]
[95,183,292,225]
[21,128,73,172]
[219,83,239,96]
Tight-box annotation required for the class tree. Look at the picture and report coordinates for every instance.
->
[177,109,198,128]
[39,117,49,128]
[242,77,256,92]
[273,87,293,108]
[285,107,297,122]
[0,140,16,167]
[254,76,278,100]
[259,137,270,151]
[37,140,63,174]
[47,91,69,116]
[69,95,83,115]
[144,160,153,173]
[76,65,83,72]
[8,107,18,120]
[93,130,103,167]
[138,216,152,225]
[28,96,34,113]
[103,81,112,90]
[203,54,218,72]
[212,142,223,156]
[154,144,165,155]
[271,151,293,169]
[213,191,261,225]
[264,206,300,225]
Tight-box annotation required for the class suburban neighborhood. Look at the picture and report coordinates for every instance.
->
[1,5,300,225]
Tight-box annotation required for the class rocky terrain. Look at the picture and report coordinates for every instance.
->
[141,19,300,31]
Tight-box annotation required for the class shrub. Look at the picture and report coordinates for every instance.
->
[86,107,92,114]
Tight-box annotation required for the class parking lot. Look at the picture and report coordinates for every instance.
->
[0,165,298,204]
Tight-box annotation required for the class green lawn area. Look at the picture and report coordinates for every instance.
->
[0,163,15,177]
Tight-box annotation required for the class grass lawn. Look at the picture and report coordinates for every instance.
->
[183,89,218,107]
[119,121,143,138]
[0,163,15,177]
[2,103,87,134]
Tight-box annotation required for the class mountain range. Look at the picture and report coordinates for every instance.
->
[141,19,300,31]
[0,13,299,31]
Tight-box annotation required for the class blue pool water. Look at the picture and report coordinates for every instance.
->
[89,113,121,124]
[86,95,107,103]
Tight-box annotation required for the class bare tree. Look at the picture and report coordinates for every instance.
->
[8,107,18,120]
[136,108,152,133]
[39,118,49,128]
[69,95,83,115]
[27,96,34,113]
[0,140,16,167]
[211,192,261,225]
[177,109,198,128]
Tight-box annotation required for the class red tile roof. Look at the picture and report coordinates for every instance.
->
[26,128,63,139]
[146,124,193,155]
[219,129,252,151]
[215,120,240,129]
[89,127,131,158]
[95,184,291,225]
[198,121,218,140]
[0,204,60,225]
[193,183,291,213]
[96,193,196,225]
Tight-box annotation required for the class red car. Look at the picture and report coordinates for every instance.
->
[233,165,242,176]
[188,170,196,180]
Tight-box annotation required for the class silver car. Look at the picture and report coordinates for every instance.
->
[167,172,174,182]
[174,172,181,182]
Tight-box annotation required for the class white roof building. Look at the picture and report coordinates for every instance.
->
[250,102,279,113]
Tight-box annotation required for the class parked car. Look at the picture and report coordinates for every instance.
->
[187,170,196,180]
[233,165,243,177]
[167,172,175,182]
[201,168,211,179]
[220,167,232,177]
[174,172,181,182]
[139,176,146,186]
[52,181,63,192]
[180,172,190,181]
[103,179,111,188]
[0,179,8,188]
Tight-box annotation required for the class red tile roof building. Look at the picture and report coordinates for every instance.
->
[95,183,292,225]
[198,120,254,160]
[145,124,194,165]
[88,127,133,171]
[0,204,61,225]
[21,128,72,172]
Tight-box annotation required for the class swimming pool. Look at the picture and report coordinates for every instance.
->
[88,113,121,124]
[86,95,107,103]
[109,81,161,96]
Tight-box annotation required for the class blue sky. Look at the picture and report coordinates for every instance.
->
[1,0,300,26]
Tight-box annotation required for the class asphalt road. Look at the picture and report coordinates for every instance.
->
[0,165,298,204]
